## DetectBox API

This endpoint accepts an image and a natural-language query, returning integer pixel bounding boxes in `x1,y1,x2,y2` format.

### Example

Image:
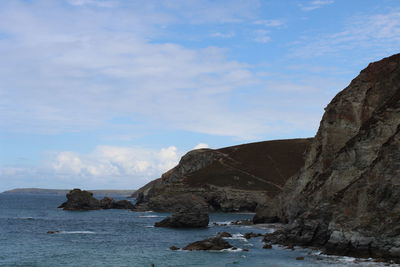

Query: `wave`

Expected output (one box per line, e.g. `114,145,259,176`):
224,233,247,241
59,231,96,234
138,215,165,218
15,217,35,220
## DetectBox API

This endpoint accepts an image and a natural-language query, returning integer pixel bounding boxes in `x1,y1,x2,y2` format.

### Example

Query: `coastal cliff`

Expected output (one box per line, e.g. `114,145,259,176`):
133,139,311,212
259,53,400,260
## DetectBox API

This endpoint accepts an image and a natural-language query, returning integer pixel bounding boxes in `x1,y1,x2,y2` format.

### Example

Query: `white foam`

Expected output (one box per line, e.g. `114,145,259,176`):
221,247,243,252
145,225,155,228
224,233,247,241
138,215,164,218
59,231,96,234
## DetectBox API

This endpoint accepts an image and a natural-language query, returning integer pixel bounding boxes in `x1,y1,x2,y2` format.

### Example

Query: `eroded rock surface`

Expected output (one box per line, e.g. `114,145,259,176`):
133,139,311,212
58,189,134,210
183,237,233,251
154,200,209,228
258,54,400,260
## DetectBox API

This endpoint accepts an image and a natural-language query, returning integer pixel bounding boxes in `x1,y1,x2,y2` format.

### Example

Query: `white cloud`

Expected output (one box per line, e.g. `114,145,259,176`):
193,143,210,149
300,0,334,11
0,1,266,139
253,29,271,43
292,10,400,58
211,32,235,38
51,145,180,178
67,0,117,8
253,19,285,27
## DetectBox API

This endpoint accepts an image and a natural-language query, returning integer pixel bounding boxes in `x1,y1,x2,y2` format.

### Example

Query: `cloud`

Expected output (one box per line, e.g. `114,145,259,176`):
291,10,400,59
211,32,235,38
0,1,265,139
193,143,210,149
67,0,117,8
300,0,334,11
253,19,285,27
253,29,271,43
0,145,182,190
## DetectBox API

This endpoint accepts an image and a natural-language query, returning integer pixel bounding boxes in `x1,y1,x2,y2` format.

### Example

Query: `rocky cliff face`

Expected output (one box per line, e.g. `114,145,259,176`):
133,139,311,212
261,54,400,260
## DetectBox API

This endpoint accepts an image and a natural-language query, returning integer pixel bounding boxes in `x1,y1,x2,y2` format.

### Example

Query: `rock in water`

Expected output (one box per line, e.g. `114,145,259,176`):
260,53,400,260
154,201,209,228
59,189,134,211
183,237,233,251
58,189,101,210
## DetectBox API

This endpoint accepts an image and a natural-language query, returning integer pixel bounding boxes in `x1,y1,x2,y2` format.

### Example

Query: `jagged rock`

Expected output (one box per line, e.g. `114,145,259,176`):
133,139,312,212
260,53,400,261
263,243,272,249
58,189,101,210
58,189,134,211
183,237,233,251
169,246,180,251
216,232,232,238
154,201,209,228
244,232,263,239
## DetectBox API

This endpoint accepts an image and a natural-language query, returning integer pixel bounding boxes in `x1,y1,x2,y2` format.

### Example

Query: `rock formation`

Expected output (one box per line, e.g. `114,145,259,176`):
154,199,209,228
58,189,134,210
258,53,400,260
133,139,311,212
182,237,234,251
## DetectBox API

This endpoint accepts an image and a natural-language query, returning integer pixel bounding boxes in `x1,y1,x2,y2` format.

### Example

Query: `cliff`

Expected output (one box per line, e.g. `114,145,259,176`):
260,53,400,260
133,138,312,212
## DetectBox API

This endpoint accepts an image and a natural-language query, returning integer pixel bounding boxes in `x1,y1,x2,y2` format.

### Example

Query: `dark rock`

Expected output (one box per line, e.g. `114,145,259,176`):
243,248,249,252
183,237,233,251
133,139,312,212
169,246,180,251
231,219,253,225
259,53,400,261
296,257,304,260
59,189,134,211
244,232,263,239
47,231,60,234
154,202,209,228
216,232,232,238
111,200,135,209
58,189,101,210
263,244,272,249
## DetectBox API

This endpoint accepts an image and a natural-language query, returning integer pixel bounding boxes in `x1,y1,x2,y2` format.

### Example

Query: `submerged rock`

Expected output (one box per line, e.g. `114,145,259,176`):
183,237,233,251
58,189,134,211
216,232,232,238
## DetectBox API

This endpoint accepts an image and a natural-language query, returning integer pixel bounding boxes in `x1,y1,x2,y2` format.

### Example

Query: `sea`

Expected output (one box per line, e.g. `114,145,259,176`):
0,193,396,267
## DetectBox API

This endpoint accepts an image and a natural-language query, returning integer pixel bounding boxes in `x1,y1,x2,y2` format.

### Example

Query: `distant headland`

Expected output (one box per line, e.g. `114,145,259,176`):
1,188,135,196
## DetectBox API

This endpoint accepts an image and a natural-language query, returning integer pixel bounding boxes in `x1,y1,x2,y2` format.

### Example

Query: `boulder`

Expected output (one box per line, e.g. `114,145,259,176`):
183,237,233,251
154,205,209,228
216,232,232,238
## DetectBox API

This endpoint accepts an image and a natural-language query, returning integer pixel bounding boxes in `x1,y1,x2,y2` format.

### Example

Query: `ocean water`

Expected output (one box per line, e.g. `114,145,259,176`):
0,193,395,267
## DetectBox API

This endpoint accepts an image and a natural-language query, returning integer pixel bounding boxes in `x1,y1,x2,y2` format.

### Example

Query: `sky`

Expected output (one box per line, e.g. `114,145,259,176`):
1,0,400,192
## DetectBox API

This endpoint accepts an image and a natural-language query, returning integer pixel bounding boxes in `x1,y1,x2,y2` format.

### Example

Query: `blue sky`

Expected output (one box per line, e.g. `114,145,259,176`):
1,0,399,191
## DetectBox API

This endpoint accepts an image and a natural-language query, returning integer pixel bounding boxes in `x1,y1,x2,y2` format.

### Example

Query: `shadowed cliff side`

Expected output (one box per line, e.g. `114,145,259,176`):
133,138,312,212
259,53,400,261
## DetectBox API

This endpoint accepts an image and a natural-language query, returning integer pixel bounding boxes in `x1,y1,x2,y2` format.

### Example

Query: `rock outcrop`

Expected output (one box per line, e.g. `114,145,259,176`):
259,54,400,260
154,199,209,228
182,237,234,251
58,189,134,210
133,139,311,212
